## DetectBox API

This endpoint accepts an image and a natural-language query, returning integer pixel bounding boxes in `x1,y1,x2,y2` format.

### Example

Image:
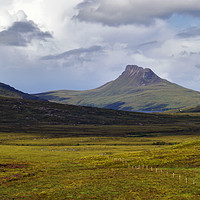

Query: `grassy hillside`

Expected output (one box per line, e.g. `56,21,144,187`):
165,104,200,114
1,95,200,136
36,65,200,111
0,82,41,100
36,82,200,111
178,105,200,113
0,95,175,126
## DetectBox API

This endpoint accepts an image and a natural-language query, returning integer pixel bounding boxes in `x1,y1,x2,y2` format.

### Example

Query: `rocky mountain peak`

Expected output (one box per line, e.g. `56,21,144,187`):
125,65,143,73
124,65,151,76
120,65,162,86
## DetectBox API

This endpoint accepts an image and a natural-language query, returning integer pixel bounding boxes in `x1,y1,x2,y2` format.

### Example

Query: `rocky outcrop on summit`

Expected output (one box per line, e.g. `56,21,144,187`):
119,65,162,86
122,65,152,78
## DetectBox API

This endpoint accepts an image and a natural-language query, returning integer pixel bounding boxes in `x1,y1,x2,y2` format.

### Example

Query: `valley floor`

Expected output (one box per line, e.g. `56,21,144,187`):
0,130,200,199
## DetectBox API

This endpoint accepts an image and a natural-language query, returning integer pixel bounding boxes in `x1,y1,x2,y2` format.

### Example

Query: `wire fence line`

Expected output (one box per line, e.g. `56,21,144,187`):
107,156,197,186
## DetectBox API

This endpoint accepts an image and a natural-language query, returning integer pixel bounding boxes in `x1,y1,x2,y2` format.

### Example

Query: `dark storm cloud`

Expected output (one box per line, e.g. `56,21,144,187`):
74,0,200,26
41,45,103,61
0,21,52,46
176,27,200,38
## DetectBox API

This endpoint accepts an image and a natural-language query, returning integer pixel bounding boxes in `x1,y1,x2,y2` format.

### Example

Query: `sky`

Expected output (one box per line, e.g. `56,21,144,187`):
1,0,200,93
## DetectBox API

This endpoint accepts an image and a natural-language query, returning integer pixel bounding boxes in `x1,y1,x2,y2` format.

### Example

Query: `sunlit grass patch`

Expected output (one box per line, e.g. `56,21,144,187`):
0,133,200,199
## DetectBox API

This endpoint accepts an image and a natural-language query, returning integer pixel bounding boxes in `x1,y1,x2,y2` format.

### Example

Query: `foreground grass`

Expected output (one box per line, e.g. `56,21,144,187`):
0,132,200,199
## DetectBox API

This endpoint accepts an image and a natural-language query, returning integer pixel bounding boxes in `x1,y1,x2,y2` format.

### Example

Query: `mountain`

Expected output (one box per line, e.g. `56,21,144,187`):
35,65,200,111
0,82,41,100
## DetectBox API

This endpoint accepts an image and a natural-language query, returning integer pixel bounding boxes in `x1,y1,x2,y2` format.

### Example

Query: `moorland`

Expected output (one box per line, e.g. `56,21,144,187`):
0,94,200,199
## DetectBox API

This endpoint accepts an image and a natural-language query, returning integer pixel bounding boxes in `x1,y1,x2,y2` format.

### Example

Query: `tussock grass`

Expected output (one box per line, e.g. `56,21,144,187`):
0,132,200,199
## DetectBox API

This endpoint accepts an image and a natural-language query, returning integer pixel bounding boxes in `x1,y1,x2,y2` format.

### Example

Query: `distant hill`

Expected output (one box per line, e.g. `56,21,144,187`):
1,95,200,136
36,65,200,111
0,95,179,129
0,82,41,100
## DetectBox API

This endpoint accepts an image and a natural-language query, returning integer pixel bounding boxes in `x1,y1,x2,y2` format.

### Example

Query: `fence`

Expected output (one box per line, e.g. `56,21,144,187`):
108,156,197,186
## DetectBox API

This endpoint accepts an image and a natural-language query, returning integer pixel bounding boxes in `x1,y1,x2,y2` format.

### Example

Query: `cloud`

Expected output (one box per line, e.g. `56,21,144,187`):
74,0,200,26
176,26,200,38
0,20,52,46
41,45,104,63
136,41,158,49
195,64,200,68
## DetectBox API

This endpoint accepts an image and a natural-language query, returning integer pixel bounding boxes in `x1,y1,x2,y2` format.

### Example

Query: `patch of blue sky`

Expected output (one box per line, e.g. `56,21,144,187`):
167,14,200,31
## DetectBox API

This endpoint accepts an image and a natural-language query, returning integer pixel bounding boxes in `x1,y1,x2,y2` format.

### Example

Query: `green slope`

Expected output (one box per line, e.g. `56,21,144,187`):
0,82,41,100
36,65,200,111
169,105,200,113
182,105,200,113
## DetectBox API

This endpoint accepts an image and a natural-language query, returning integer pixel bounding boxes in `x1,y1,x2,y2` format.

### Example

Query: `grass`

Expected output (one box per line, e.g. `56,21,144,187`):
168,105,200,113
0,132,200,199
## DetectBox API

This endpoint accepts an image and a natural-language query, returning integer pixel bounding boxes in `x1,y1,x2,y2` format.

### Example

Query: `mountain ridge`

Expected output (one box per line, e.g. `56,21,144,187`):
35,65,200,111
0,82,42,100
